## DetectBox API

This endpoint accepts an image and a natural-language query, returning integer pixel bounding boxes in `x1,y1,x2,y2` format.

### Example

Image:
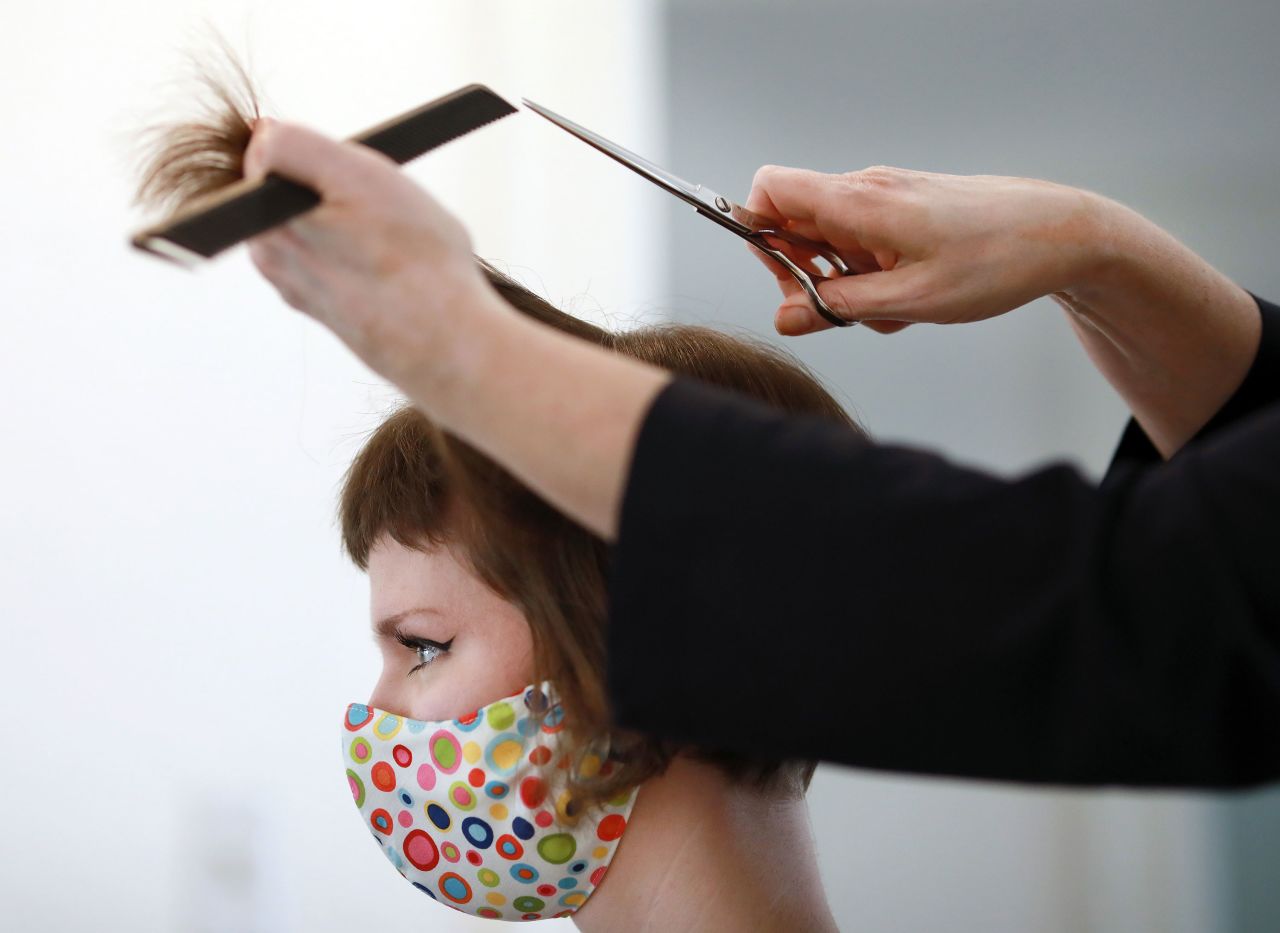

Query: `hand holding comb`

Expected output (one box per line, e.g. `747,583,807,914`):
130,84,516,268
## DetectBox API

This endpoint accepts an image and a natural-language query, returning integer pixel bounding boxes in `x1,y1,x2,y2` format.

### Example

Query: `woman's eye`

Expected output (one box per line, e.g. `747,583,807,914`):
415,644,443,667
396,632,454,675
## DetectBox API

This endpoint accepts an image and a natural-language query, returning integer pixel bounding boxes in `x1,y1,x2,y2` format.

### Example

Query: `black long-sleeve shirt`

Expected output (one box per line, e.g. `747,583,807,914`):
605,296,1280,789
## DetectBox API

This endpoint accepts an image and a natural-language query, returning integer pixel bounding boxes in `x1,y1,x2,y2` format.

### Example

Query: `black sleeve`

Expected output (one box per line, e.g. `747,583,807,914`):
605,296,1280,789
1105,293,1280,475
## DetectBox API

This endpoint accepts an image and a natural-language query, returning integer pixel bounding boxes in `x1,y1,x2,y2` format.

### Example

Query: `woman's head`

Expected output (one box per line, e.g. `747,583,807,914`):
136,47,853,923
340,262,865,811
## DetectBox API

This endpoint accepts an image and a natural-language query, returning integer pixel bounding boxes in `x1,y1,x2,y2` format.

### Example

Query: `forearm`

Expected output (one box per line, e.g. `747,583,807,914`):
608,375,1280,786
1053,196,1261,457
399,286,672,540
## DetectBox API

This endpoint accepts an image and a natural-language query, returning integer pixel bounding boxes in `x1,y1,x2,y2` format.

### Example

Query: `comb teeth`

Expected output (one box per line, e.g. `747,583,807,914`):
352,83,516,163
130,84,517,264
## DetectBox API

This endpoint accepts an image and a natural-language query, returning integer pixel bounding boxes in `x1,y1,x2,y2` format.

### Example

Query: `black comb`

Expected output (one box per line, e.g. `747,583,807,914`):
130,83,516,267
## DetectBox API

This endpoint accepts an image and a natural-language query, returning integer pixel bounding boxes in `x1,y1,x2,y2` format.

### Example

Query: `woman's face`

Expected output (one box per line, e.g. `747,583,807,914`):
365,532,535,722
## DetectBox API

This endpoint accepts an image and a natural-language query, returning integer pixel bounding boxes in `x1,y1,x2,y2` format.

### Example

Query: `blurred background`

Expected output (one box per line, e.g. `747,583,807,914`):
2,0,1277,930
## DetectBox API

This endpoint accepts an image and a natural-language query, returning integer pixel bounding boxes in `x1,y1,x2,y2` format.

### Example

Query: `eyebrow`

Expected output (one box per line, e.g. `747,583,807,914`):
373,607,443,639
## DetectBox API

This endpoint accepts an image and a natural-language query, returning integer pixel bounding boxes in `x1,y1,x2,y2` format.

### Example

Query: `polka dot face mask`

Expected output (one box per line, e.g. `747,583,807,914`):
342,683,637,921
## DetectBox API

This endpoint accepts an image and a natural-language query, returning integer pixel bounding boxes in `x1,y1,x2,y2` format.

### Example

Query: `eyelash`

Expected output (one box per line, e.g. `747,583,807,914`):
395,631,455,676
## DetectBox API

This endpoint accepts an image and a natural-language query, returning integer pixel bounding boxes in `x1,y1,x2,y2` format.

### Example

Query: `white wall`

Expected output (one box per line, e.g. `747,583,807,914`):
0,2,662,930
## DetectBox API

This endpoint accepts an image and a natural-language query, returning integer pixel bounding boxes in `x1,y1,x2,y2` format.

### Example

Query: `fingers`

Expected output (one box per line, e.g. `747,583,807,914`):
776,299,836,336
745,164,852,244
243,117,389,199
746,167,885,275
772,262,937,335
862,320,914,335
775,296,914,337
742,169,787,223
817,265,930,323
746,241,830,336
750,235,924,335
248,226,325,313
747,242,790,280
748,237,825,281
746,164,829,224
748,242,820,335
249,239,307,311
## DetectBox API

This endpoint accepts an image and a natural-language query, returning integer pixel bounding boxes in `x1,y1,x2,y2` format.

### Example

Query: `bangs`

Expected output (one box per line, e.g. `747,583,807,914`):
339,403,454,571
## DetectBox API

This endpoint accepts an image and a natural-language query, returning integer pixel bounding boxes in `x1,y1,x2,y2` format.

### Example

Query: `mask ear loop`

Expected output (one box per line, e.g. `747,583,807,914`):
567,741,612,824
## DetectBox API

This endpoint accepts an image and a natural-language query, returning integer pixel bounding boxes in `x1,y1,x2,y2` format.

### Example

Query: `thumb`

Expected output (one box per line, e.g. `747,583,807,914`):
813,264,935,325
243,117,385,197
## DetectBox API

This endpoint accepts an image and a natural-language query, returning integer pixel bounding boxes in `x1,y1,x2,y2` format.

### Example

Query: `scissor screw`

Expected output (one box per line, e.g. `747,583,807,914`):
714,196,730,212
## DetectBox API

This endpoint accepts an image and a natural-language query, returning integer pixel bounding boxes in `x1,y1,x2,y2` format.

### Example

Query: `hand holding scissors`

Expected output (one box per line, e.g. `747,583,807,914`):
525,100,1110,338
522,100,858,329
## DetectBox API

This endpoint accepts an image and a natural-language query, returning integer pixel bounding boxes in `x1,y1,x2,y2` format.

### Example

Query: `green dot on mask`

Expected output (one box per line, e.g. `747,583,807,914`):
489,702,516,731
433,737,457,770
537,832,576,864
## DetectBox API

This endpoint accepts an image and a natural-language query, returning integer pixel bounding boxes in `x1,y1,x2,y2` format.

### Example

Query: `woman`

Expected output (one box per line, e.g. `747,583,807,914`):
335,267,851,928
133,73,850,927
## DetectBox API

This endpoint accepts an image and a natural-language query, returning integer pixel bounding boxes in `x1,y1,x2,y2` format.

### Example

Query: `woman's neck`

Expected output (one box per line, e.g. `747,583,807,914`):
574,757,837,933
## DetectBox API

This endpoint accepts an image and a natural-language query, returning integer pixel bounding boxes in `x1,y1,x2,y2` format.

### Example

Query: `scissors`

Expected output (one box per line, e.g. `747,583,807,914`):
522,99,856,328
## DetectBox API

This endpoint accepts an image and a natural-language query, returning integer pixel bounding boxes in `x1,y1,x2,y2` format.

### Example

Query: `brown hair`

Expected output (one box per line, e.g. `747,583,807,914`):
338,270,864,810
133,45,867,812
132,35,264,218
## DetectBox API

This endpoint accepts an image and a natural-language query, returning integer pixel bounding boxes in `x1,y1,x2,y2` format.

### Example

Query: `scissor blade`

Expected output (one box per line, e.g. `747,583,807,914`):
522,98,706,205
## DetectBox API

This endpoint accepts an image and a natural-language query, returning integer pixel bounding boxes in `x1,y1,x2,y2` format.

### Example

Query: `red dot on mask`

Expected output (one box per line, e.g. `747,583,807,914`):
469,768,486,788
520,776,547,809
597,814,626,841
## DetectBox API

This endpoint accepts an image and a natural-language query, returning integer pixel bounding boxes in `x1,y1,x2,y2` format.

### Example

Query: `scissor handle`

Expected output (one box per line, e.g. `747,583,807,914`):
749,229,855,328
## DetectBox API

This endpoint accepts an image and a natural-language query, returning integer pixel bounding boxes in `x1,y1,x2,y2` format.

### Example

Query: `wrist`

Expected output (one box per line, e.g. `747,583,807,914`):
1046,187,1261,456
1054,189,1140,301
389,269,519,420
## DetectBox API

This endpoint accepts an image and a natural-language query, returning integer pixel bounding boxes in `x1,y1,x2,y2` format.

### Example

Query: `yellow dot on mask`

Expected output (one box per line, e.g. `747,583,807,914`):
562,892,587,908
486,893,506,906
578,754,602,778
492,739,522,771
490,803,509,820
463,742,482,764
593,846,608,860
555,790,580,825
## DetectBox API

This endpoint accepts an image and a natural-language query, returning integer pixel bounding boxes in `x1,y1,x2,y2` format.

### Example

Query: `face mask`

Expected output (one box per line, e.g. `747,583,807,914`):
342,682,638,921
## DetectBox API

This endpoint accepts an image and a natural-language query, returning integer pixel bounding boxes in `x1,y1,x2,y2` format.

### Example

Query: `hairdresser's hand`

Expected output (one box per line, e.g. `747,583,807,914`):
240,117,673,541
241,117,495,386
744,165,1108,336
747,163,1261,460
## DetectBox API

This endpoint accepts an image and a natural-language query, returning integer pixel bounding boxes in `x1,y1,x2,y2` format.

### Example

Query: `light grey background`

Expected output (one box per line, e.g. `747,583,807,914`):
661,1,1280,931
